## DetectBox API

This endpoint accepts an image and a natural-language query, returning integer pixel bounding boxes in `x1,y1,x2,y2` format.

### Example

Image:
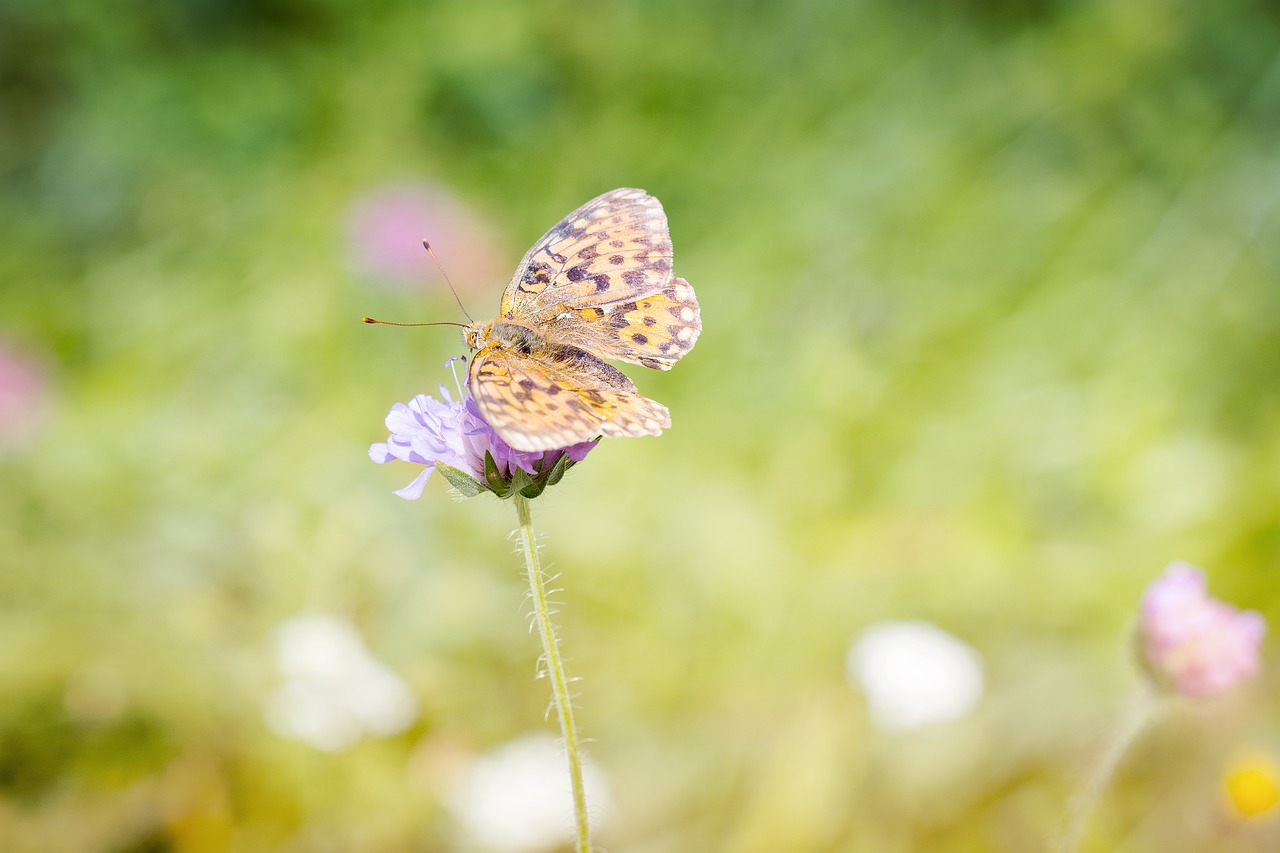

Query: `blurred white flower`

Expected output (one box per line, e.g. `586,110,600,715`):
264,613,417,751
846,620,985,731
445,734,611,853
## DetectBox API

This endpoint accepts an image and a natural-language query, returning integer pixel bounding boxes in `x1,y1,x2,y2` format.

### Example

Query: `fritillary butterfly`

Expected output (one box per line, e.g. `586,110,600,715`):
463,188,701,452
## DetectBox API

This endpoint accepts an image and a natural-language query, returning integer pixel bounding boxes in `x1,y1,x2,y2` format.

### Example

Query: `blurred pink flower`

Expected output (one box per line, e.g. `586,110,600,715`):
0,341,50,453
345,183,504,292
1140,561,1266,698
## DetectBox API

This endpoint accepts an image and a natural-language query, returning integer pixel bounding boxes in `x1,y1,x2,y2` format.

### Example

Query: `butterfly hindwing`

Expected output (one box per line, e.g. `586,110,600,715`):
551,277,701,370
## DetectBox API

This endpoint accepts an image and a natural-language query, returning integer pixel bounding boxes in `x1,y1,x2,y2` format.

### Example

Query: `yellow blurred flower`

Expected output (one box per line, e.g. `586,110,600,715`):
1224,754,1280,821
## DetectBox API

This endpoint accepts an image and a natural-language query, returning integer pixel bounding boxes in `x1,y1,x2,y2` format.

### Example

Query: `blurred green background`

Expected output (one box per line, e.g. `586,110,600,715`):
3,0,1280,850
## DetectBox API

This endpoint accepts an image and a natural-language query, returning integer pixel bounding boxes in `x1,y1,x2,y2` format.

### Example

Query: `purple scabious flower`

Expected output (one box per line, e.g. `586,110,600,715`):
369,388,595,500
1139,561,1266,698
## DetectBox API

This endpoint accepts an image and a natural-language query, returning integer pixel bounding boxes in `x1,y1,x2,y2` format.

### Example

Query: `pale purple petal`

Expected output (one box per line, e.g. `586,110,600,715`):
383,401,421,435
369,383,596,499
561,441,596,463
392,468,434,500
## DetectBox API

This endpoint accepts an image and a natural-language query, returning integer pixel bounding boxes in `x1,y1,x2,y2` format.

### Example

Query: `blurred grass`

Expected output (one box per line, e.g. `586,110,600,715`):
3,0,1280,850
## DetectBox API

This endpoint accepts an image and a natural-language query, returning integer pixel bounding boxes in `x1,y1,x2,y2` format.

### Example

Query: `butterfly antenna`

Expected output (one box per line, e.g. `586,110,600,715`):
423,239,474,323
361,318,467,328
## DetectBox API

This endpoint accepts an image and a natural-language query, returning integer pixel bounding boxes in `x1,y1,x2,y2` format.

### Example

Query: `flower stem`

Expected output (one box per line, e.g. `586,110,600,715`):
513,494,590,853
1057,683,1161,853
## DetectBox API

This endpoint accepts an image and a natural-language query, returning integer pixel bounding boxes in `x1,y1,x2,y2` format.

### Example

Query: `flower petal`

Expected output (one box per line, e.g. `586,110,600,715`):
393,468,433,500
371,387,596,500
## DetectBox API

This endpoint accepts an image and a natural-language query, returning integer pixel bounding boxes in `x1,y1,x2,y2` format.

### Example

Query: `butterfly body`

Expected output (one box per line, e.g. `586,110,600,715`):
464,188,700,453
464,319,544,357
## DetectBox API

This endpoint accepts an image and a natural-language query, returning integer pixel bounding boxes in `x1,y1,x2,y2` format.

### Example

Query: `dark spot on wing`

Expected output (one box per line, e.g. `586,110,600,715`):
642,315,656,327
622,270,647,287
594,275,611,293
610,255,624,265
631,333,649,345
566,265,588,282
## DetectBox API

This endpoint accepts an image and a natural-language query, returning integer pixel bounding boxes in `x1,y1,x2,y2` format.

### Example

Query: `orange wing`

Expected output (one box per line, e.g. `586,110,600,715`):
468,341,671,452
500,188,700,370
501,188,675,318
547,276,701,370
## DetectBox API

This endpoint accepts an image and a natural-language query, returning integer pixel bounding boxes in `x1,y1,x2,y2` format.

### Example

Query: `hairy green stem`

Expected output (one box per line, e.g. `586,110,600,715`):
1057,684,1160,853
513,494,590,853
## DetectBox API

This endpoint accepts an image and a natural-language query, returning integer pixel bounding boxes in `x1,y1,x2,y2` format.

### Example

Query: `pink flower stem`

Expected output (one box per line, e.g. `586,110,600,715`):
1058,683,1161,853
513,494,590,853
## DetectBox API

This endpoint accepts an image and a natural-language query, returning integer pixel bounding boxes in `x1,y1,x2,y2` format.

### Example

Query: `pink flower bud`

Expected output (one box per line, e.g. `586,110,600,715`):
1139,561,1266,698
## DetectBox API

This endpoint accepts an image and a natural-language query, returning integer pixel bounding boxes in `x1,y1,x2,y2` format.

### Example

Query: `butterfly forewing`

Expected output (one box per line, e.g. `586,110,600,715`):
500,188,674,319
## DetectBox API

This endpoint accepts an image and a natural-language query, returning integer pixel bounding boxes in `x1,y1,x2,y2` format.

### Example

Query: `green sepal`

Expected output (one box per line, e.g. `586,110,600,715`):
469,443,596,501
434,462,488,498
543,452,573,488
509,465,537,499
517,457,553,498
483,451,507,495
